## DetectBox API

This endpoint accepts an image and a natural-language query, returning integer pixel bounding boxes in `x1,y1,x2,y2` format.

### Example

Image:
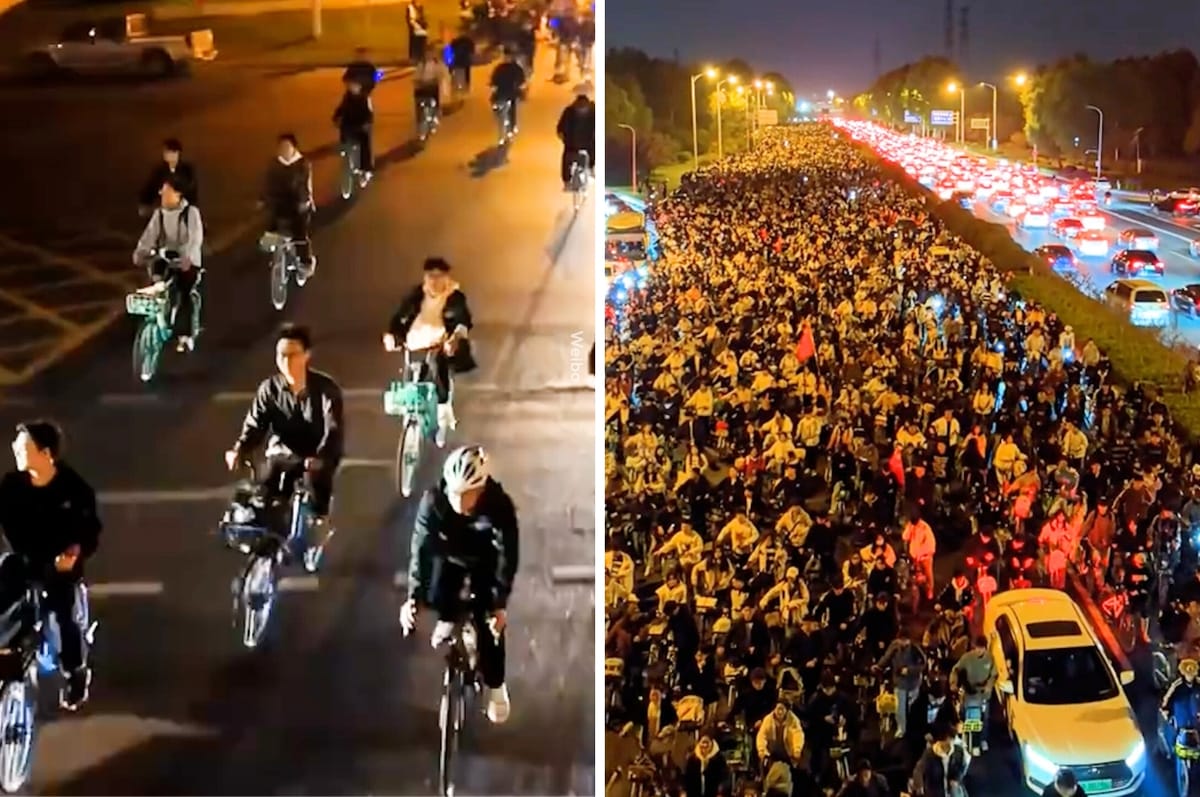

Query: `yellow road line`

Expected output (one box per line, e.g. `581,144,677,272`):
0,234,135,290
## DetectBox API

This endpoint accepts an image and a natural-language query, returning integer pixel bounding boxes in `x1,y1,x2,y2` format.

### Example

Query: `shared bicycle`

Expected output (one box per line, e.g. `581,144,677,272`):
383,346,441,497
125,254,203,383
568,150,590,213
260,231,315,312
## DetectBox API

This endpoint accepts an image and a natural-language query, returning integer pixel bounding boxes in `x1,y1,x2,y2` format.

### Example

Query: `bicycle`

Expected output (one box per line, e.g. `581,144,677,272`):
382,346,441,497
568,150,590,212
219,458,317,649
960,687,987,753
339,137,368,200
492,98,515,146
0,569,96,794
417,96,439,143
125,255,203,383
259,231,314,312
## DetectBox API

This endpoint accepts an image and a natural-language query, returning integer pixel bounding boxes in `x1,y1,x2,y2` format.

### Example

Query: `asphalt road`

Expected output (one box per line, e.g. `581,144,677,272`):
0,52,597,795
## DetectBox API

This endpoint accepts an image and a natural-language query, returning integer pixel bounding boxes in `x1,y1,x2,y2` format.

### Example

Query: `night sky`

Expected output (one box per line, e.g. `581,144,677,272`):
607,0,1200,100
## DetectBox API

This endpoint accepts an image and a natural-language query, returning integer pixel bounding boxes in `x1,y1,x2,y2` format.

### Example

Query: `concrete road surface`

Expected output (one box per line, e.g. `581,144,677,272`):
0,54,597,795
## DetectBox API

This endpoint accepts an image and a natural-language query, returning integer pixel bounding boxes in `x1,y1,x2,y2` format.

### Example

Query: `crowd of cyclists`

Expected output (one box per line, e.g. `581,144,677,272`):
603,123,1200,797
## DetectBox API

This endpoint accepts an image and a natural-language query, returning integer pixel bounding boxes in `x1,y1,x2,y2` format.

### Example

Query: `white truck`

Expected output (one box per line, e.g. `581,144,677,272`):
24,14,216,79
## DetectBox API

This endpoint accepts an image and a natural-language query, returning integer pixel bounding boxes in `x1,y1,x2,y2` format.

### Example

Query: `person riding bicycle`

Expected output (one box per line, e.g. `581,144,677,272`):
223,324,343,574
412,46,449,131
261,133,316,272
0,421,101,711
448,28,475,92
342,46,379,95
556,93,595,190
383,257,475,448
332,76,374,182
131,174,204,354
489,47,527,135
399,446,519,724
1162,658,1200,756
950,636,996,754
137,138,197,215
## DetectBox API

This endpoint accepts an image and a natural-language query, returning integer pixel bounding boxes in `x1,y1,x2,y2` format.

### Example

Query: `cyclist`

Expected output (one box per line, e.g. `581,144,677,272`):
223,324,343,573
556,92,595,190
448,27,475,94
333,76,374,183
131,174,204,354
0,421,101,710
261,133,316,272
342,46,379,95
137,137,197,215
412,45,449,133
383,257,475,449
950,636,996,755
489,47,527,136
399,446,519,724
1161,657,1200,756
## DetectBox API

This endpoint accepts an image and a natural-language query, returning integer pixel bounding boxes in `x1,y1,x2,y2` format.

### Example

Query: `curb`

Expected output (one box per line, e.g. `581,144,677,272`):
1066,569,1134,673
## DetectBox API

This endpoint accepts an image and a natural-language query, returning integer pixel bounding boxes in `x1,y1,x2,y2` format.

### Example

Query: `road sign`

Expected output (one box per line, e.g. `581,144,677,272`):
903,111,921,124
970,117,990,130
756,109,779,127
930,109,956,127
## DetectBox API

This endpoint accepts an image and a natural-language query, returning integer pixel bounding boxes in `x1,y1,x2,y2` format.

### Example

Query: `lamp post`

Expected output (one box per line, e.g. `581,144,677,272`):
1013,72,1035,165
618,123,636,191
715,76,738,159
1086,104,1104,179
690,67,716,171
1133,126,1144,175
978,81,997,150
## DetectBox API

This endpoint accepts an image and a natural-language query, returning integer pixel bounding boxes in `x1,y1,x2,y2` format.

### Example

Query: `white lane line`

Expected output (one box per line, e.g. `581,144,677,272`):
278,575,320,592
98,486,230,505
98,393,162,406
550,565,595,584
89,581,165,597
341,458,391,469
1103,206,1195,244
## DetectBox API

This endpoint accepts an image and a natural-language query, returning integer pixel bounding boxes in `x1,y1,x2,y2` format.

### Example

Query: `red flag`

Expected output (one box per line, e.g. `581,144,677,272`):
794,322,816,362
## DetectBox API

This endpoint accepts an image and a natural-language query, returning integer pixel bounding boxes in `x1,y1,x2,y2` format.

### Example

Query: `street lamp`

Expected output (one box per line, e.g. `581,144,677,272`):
690,67,717,171
1013,72,1028,87
738,86,752,148
1086,104,1104,179
978,82,997,150
827,89,835,100
1133,126,1145,174
715,75,738,159
618,123,637,192
946,81,965,144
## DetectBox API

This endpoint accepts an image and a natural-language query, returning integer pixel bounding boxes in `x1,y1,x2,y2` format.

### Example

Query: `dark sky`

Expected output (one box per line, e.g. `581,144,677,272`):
607,0,1200,100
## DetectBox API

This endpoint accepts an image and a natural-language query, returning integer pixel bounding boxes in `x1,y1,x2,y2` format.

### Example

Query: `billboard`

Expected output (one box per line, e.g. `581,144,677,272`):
903,111,922,124
930,109,956,126
756,109,779,127
969,117,990,130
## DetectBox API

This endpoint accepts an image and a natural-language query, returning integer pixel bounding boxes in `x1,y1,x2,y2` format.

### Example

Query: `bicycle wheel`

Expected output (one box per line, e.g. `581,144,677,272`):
0,681,34,794
438,667,464,796
239,554,278,649
396,418,422,497
573,176,585,212
340,152,355,200
132,319,163,383
270,253,288,311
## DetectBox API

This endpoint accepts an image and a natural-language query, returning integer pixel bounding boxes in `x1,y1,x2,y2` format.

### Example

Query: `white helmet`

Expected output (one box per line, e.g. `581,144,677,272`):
443,445,490,513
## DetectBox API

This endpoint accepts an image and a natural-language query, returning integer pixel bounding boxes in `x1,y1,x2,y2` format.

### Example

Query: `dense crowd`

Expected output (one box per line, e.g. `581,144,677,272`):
602,124,1200,797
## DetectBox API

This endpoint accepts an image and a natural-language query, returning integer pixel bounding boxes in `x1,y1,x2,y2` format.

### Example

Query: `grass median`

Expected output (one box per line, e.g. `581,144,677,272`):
857,140,1200,434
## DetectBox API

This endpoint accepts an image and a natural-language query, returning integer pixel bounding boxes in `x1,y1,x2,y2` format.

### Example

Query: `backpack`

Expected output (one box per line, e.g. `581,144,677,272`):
154,204,196,250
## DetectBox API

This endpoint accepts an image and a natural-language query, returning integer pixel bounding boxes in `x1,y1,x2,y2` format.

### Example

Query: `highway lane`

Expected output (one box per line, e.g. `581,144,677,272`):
0,51,597,795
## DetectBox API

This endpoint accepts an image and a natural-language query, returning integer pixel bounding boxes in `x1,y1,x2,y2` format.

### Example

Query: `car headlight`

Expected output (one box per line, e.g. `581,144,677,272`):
1125,739,1146,770
1023,744,1058,779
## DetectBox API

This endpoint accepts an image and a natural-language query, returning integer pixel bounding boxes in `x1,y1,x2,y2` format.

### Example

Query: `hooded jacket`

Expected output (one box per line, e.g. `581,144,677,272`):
683,742,728,797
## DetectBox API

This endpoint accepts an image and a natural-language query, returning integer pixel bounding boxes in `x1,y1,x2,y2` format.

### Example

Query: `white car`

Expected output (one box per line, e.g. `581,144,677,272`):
1007,200,1028,219
984,589,1145,796
1020,209,1050,229
1080,212,1106,231
1077,232,1110,257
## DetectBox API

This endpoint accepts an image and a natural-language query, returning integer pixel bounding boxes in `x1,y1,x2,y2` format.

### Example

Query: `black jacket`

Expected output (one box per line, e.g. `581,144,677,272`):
139,161,198,207
333,91,374,131
342,59,378,93
683,748,729,797
490,61,526,97
388,285,477,373
262,155,314,215
449,35,474,69
234,369,345,464
408,478,519,612
556,101,595,152
0,465,101,578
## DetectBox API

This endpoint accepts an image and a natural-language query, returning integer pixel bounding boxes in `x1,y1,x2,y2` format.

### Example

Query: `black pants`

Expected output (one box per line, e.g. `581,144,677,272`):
43,578,85,673
340,127,373,171
493,93,518,128
560,146,593,184
267,210,312,262
451,65,470,90
426,559,506,688
261,453,336,517
150,260,201,337
409,32,427,61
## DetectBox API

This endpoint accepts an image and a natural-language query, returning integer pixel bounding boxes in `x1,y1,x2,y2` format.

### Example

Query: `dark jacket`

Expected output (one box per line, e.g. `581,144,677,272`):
0,464,101,578
556,101,595,152
234,369,345,464
262,155,314,215
333,91,374,131
342,59,378,93
139,161,198,207
683,744,729,797
407,478,519,613
449,35,474,69
838,774,892,797
490,60,526,97
388,286,477,373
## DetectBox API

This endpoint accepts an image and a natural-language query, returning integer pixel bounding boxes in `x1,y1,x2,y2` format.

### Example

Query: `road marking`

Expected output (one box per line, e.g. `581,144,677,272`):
1103,206,1195,244
89,581,165,597
341,458,391,469
278,575,320,592
550,565,595,584
98,486,230,505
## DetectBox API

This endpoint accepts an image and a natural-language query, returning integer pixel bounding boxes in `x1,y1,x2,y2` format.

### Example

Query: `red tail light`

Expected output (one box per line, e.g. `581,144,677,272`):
965,556,976,567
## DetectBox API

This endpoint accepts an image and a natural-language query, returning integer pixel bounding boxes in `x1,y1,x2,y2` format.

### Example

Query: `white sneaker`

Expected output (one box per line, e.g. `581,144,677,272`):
430,620,456,649
981,740,989,752
176,336,194,353
435,403,457,449
485,684,510,724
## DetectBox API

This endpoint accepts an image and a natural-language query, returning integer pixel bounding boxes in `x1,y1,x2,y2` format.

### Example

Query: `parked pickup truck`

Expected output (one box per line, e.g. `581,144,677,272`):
23,14,216,78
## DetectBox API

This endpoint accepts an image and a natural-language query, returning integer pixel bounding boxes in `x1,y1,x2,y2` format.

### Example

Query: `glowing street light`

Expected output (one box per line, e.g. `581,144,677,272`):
715,74,738,159
945,81,965,143
690,67,717,169
1013,72,1028,86
827,89,835,100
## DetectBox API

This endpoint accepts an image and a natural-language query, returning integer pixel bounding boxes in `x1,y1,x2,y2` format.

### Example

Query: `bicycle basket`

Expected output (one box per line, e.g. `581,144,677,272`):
604,657,624,678
221,522,270,554
1178,729,1200,760
383,380,438,431
125,291,167,317
876,690,898,715
963,704,984,732
258,231,290,253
